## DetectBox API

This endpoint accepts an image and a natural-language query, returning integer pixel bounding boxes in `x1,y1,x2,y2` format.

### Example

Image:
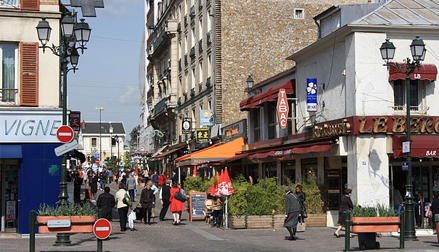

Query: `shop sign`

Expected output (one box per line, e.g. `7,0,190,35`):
223,119,246,142
277,89,289,129
196,128,209,142
313,119,351,138
6,201,15,220
0,111,63,143
200,110,213,126
182,118,192,134
306,78,317,112
358,116,439,134
69,111,81,131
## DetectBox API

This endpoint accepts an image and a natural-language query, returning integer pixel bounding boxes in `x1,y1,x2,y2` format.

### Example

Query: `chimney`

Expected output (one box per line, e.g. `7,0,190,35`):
82,120,86,129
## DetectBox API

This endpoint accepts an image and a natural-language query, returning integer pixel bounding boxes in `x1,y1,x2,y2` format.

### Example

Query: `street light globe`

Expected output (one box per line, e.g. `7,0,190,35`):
379,38,396,63
74,19,92,48
61,14,75,37
410,35,426,62
36,18,52,46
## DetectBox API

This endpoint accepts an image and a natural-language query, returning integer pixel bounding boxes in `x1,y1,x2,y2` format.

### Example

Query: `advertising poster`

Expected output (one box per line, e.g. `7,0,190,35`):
6,201,16,220
306,78,317,112
200,110,213,126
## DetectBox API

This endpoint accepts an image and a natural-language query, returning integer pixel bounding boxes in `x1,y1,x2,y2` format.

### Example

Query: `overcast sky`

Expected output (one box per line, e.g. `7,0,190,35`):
68,0,144,139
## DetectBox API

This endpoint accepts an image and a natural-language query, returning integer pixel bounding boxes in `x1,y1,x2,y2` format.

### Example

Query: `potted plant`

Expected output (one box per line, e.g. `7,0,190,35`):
350,205,400,233
37,203,97,233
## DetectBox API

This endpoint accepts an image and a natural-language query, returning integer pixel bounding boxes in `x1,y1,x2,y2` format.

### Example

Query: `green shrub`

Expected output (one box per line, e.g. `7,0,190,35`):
37,203,96,216
183,176,216,193
350,204,396,217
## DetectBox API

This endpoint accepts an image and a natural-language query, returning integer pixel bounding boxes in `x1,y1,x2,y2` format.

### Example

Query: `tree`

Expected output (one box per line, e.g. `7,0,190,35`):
129,125,140,148
123,151,131,168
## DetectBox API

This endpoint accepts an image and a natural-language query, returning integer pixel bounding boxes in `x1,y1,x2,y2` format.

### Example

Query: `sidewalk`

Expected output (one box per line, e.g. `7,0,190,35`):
1,181,438,252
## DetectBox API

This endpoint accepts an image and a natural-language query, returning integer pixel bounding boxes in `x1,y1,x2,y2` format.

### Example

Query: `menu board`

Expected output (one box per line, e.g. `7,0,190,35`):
189,191,206,221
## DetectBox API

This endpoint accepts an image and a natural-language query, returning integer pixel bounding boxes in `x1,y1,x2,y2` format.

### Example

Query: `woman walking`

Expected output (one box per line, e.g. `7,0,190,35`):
334,188,353,238
284,186,301,240
169,182,185,225
140,181,156,225
115,182,129,231
431,193,439,234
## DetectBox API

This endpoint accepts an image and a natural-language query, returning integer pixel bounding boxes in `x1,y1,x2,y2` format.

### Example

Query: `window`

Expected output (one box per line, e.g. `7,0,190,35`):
393,79,421,111
253,109,260,142
267,103,277,139
91,138,97,147
294,8,304,19
1,44,17,104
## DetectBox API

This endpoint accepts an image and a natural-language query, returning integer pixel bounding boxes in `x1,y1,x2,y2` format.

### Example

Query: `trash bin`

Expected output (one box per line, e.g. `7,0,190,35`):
358,233,380,250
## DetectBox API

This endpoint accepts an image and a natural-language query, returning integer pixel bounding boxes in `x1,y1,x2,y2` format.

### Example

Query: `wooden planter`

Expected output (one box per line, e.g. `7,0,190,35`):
273,215,285,229
228,215,247,229
246,215,273,229
37,216,96,234
306,213,327,227
351,217,400,233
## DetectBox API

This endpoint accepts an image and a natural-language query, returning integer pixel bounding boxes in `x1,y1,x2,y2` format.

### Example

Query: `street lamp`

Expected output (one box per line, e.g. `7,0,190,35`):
36,10,92,247
245,75,261,95
95,107,104,165
109,124,113,163
380,35,427,241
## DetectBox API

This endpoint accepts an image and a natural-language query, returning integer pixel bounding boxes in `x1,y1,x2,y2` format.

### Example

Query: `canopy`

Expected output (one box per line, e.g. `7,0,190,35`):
389,63,437,81
393,135,439,158
176,137,244,166
239,79,294,111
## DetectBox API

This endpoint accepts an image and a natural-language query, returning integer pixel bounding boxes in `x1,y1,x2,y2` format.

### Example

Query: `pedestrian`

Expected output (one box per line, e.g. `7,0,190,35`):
284,186,301,240
150,181,159,218
392,186,404,216
334,188,353,238
89,172,98,201
115,182,129,231
151,170,159,185
171,171,177,183
99,170,107,191
97,186,115,221
140,181,156,225
295,184,306,221
126,173,137,202
143,169,150,183
431,193,439,234
169,182,185,225
159,172,167,187
73,171,83,203
159,179,172,221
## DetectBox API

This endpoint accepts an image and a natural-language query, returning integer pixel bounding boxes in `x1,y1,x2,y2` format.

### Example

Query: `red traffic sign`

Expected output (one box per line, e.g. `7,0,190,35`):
93,218,111,240
56,126,74,143
95,159,100,164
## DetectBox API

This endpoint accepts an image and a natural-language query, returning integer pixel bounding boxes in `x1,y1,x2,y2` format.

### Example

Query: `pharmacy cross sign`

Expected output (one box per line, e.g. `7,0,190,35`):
70,0,104,17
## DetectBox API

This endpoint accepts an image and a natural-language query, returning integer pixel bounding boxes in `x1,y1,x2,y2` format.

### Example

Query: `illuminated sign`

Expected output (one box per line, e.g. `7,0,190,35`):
277,89,289,129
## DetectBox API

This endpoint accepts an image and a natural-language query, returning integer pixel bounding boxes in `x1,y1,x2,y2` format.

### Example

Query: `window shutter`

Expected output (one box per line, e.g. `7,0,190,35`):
20,0,40,11
20,43,39,106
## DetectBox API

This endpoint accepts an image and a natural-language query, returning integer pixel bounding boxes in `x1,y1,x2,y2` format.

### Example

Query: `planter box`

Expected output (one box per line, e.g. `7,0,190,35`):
273,215,285,229
37,216,96,234
228,215,247,229
351,217,400,233
306,213,327,227
246,215,273,229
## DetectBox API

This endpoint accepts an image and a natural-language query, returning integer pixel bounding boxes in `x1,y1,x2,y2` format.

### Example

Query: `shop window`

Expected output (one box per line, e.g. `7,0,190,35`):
1,44,18,105
253,109,260,142
91,138,97,147
393,79,423,112
267,102,276,139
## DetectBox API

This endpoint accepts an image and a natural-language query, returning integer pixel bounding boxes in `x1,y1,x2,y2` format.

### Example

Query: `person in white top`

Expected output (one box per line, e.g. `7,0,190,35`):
150,181,159,217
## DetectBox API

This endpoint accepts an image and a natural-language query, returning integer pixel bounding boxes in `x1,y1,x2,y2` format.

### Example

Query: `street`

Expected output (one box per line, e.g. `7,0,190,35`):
1,181,438,252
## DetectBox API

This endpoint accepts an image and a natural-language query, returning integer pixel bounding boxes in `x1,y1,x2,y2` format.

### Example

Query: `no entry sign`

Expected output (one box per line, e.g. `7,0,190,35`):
56,126,74,143
93,218,111,240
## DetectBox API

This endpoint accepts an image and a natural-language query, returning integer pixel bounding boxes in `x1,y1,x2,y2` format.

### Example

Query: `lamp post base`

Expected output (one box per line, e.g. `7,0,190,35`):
54,233,72,246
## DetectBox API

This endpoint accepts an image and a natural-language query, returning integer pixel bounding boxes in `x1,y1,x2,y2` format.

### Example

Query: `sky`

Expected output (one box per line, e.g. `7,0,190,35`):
67,0,144,139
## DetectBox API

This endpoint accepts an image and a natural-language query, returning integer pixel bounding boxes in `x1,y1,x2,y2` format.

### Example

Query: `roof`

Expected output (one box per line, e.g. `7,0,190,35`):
352,0,439,26
81,122,126,134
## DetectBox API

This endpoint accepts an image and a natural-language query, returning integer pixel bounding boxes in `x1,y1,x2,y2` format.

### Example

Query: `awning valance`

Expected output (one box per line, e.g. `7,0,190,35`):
249,141,333,160
239,79,295,111
389,63,437,81
176,137,244,166
393,135,439,158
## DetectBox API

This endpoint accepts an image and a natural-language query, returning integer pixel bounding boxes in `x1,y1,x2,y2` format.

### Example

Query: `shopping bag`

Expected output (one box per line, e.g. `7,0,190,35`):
296,222,306,232
85,189,92,199
128,210,136,229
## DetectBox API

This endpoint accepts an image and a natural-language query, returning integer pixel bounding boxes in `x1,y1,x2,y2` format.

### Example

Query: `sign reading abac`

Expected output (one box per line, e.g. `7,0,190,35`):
196,128,209,143
277,88,289,129
69,111,81,131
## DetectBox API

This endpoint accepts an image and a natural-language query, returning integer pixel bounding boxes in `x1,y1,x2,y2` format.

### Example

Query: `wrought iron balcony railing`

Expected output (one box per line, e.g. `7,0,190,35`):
391,105,430,115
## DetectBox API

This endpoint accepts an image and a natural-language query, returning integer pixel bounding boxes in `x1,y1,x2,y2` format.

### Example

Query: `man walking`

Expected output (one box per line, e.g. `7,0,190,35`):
97,186,116,221
126,173,137,202
284,186,301,240
159,179,172,221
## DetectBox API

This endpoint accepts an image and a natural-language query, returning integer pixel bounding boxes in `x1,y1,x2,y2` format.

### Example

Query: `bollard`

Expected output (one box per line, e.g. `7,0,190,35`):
400,210,405,249
30,210,36,252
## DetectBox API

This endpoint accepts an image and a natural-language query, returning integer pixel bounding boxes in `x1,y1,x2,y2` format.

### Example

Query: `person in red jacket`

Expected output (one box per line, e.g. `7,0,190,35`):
169,183,185,225
159,173,167,187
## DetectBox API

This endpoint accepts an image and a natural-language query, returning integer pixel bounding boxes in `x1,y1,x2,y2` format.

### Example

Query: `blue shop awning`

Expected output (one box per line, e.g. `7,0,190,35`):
0,144,22,158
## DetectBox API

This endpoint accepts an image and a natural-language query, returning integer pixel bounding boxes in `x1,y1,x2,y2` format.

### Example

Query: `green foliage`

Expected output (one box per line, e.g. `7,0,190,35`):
37,203,97,216
183,176,215,193
123,151,131,168
351,204,397,217
301,172,325,214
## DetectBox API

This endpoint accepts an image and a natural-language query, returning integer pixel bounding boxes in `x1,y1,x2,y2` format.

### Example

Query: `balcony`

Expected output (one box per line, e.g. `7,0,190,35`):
179,59,182,70
198,39,203,52
146,6,154,27
184,54,188,65
184,92,188,101
190,5,195,18
190,46,196,58
206,77,211,87
198,83,203,92
177,97,182,105
154,97,168,116
177,23,181,32
0,89,18,105
190,88,195,97
184,15,188,26
391,106,430,115
153,29,166,51
198,0,203,9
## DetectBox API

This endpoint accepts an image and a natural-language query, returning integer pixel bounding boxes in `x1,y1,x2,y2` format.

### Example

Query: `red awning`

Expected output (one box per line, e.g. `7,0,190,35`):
240,79,295,111
249,141,332,159
389,64,437,81
393,135,439,158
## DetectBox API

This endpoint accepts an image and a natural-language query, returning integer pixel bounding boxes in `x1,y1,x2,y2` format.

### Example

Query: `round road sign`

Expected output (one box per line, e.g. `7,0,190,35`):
93,218,111,240
56,126,74,143
95,159,100,165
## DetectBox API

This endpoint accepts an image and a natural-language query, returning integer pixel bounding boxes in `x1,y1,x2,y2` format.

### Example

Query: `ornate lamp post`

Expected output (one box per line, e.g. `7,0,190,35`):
36,11,92,246
380,36,426,241
95,107,104,165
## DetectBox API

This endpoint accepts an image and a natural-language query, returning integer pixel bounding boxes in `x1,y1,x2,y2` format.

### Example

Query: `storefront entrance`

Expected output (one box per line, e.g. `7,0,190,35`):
0,159,19,233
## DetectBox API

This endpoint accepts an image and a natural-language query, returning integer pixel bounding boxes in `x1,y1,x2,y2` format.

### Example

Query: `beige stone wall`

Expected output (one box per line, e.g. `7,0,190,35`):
219,0,370,125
